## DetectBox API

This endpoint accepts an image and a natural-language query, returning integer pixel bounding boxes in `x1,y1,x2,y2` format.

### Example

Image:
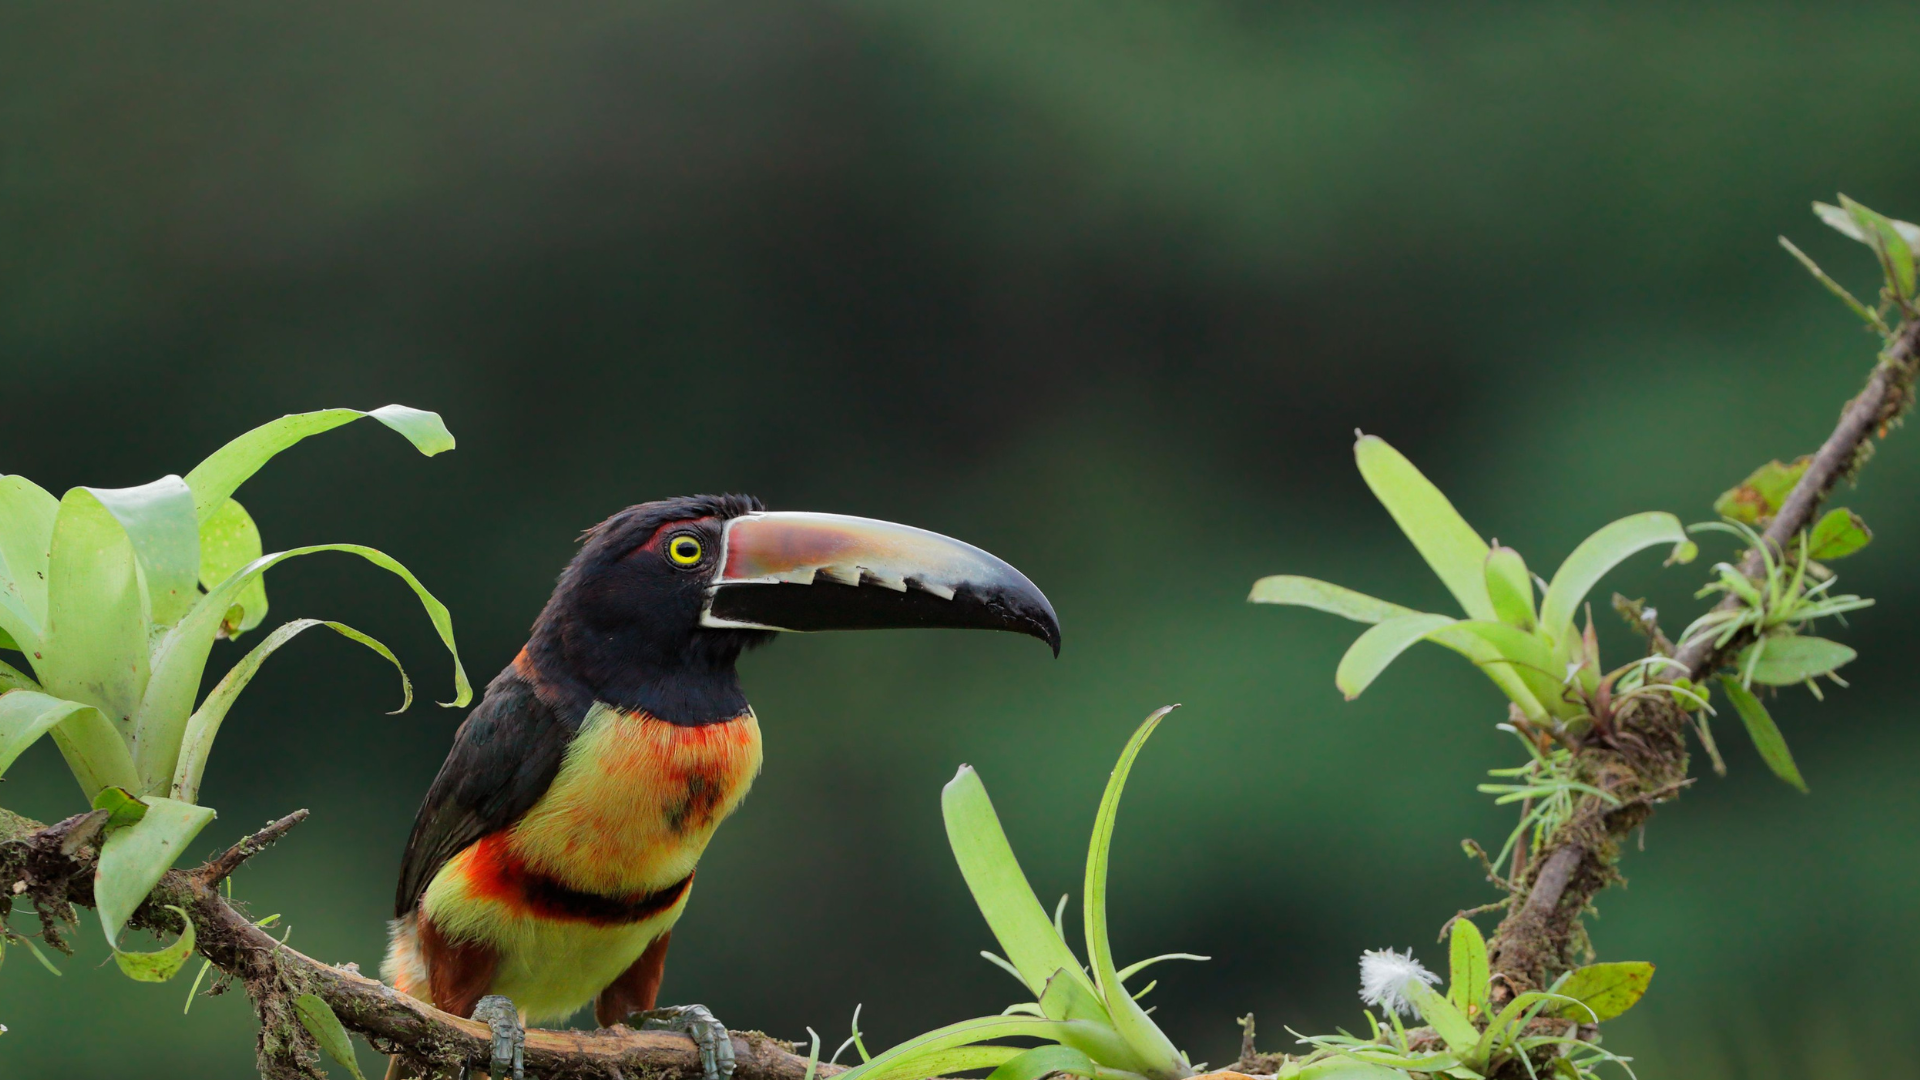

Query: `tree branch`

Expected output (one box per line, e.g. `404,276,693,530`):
1,811,837,1080
1485,315,1920,995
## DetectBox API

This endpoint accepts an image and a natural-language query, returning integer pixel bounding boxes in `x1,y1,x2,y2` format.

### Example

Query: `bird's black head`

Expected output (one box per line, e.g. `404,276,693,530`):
525,493,1061,726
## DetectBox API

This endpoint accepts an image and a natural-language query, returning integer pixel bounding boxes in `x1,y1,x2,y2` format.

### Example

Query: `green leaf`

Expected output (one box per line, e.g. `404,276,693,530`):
1112,952,1209,984
1779,237,1888,332
1400,978,1481,1061
1447,918,1489,1020
1431,620,1566,719
91,785,149,832
183,405,454,523
1718,676,1807,792
137,543,469,793
1083,707,1188,1080
1713,459,1808,526
171,618,409,802
1038,967,1112,1024
82,478,201,628
0,691,122,783
1739,635,1856,686
197,498,268,636
1548,961,1655,1022
1484,546,1534,630
1815,200,1920,250
42,486,152,731
1335,613,1457,700
985,1045,1098,1080
0,689,138,800
0,474,59,661
295,993,368,1080
114,905,196,982
839,1016,1099,1080
1840,194,1917,301
0,657,39,692
1807,508,1871,561
1246,576,1414,624
870,1047,1022,1080
1354,435,1496,621
942,767,1101,1005
1290,1062,1411,1080
1538,512,1690,648
95,796,216,947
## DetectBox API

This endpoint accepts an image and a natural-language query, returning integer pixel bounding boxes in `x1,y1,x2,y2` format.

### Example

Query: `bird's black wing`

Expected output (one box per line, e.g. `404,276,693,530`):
394,668,579,917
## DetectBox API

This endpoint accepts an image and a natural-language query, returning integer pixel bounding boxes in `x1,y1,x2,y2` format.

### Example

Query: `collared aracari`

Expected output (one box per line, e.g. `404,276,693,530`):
383,495,1059,1078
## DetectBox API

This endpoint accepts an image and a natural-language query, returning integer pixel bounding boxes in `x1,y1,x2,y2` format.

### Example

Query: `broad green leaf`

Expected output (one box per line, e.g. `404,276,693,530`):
1354,435,1495,621
42,487,151,730
1475,990,1588,1062
1718,677,1807,792
1538,512,1690,648
0,658,36,692
295,993,369,1080
1434,620,1567,719
1815,201,1920,250
1740,635,1856,686
1548,961,1655,1022
1713,459,1808,526
1400,979,1481,1061
1840,194,1917,300
943,767,1100,1004
1484,546,1534,630
1038,967,1112,1024
1335,613,1457,700
114,905,196,982
172,618,409,802
95,796,216,947
44,699,142,798
869,1047,1021,1080
0,475,58,659
986,1045,1098,1080
1083,707,1188,1080
0,690,114,780
1246,576,1414,624
197,498,268,636
92,785,150,832
1807,508,1871,561
1447,919,1489,1020
82,477,200,627
183,405,454,523
839,1016,1102,1080
137,543,469,793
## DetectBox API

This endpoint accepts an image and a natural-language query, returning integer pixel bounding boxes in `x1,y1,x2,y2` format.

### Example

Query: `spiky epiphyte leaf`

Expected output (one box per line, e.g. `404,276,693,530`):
1083,707,1190,1080
1353,435,1495,621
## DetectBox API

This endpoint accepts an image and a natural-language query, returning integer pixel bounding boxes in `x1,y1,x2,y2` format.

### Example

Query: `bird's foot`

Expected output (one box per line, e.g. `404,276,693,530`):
641,1004,736,1080
471,995,525,1080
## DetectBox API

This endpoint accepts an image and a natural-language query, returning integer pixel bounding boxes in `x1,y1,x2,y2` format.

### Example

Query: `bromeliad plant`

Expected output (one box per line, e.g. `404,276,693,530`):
835,708,1205,1080
0,406,470,976
1248,435,1701,737
1293,920,1650,1079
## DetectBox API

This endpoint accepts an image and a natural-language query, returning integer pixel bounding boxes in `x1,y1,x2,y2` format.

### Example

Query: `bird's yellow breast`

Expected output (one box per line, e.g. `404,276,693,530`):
506,702,763,896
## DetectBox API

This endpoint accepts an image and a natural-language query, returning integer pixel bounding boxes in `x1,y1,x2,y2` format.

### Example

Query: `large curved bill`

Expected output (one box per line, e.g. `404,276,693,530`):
701,511,1061,654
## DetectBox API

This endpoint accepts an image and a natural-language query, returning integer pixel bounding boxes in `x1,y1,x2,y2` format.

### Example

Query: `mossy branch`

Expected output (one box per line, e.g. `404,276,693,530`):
1484,315,1920,997
1,810,836,1080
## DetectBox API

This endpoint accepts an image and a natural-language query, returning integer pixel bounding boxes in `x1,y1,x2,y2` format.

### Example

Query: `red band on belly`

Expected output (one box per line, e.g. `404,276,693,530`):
460,833,694,926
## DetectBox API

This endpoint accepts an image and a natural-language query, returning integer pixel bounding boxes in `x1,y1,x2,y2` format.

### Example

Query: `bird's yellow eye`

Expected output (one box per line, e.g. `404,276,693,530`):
668,535,704,566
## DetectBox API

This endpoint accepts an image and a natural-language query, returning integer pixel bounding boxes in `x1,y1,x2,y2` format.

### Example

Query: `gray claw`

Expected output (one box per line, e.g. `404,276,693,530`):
471,994,525,1080
641,1004,736,1080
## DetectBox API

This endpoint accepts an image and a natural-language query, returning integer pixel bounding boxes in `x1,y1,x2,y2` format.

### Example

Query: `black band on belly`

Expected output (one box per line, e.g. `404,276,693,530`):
522,870,694,926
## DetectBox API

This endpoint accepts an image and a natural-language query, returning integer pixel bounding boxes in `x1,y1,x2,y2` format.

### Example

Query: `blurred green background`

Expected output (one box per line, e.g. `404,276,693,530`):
3,3,1917,1076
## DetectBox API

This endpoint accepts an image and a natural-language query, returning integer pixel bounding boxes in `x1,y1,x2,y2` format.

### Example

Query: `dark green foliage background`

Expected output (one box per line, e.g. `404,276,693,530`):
2,4,1916,1076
